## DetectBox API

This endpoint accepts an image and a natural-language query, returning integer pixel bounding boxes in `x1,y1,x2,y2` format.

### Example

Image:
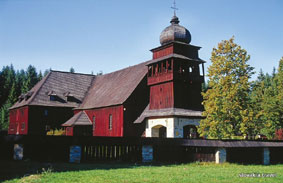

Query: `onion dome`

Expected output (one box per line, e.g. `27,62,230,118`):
160,16,191,45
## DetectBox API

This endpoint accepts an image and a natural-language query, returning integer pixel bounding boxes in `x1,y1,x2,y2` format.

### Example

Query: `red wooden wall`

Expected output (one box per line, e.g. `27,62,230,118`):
84,105,124,137
65,127,73,136
8,106,29,135
149,82,174,110
153,45,173,59
152,42,200,60
65,110,79,136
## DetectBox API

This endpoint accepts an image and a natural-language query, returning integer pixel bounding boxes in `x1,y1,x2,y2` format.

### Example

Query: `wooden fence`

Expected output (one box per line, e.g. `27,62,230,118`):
82,144,142,162
1,135,283,164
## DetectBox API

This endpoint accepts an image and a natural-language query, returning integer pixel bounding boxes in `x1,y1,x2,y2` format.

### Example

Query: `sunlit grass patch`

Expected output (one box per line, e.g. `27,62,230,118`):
3,162,283,183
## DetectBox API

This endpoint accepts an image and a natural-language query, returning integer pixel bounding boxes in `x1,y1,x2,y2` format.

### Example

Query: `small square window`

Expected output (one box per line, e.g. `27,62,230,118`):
44,109,48,116
50,96,56,101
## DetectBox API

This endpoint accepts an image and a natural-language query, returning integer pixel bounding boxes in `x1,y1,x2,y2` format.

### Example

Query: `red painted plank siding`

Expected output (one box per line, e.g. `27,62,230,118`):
153,45,173,59
149,82,174,110
65,127,73,136
8,106,29,135
84,105,123,137
148,72,173,86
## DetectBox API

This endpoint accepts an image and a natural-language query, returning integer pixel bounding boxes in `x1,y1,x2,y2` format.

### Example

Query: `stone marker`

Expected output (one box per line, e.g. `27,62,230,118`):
215,148,226,164
263,147,270,165
142,145,153,163
70,146,81,163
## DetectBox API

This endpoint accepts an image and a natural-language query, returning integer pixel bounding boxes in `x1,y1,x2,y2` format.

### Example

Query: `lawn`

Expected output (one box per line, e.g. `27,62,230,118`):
1,160,283,183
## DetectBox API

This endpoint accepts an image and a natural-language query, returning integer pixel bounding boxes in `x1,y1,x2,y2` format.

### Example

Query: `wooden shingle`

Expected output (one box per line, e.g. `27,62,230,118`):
10,71,95,109
77,60,150,109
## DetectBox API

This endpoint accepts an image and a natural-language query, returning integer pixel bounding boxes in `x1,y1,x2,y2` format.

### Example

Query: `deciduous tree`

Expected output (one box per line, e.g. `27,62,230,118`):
198,37,255,139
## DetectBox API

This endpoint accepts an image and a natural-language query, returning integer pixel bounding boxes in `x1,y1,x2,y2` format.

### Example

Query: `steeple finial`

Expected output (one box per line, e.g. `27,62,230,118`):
170,0,179,25
171,0,178,16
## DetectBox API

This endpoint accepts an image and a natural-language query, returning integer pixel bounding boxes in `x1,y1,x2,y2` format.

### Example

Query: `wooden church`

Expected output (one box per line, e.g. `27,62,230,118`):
8,15,205,138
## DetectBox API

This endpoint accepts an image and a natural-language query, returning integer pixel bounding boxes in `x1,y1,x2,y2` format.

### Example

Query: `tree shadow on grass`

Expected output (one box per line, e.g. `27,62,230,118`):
0,159,180,182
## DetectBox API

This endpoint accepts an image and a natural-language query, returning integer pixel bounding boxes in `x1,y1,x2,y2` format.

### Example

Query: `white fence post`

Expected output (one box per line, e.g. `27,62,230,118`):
215,148,226,164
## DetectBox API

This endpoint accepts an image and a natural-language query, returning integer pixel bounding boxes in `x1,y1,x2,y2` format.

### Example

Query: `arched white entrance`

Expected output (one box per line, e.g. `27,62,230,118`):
151,125,167,138
145,117,200,138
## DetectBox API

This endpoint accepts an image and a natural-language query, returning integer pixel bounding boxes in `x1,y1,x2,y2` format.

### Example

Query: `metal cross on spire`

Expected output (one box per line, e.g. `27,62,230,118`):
171,0,178,16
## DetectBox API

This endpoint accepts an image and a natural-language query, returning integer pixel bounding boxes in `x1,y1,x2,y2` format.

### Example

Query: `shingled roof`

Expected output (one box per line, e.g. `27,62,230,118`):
134,104,203,124
146,53,205,66
10,71,95,110
62,111,92,127
77,60,150,109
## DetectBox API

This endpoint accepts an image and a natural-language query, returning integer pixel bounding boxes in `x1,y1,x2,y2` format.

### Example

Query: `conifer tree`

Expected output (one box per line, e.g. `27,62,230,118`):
277,58,283,120
44,69,50,77
70,67,75,73
22,65,38,93
38,71,43,81
249,73,266,135
0,66,16,130
0,65,16,106
0,64,43,130
198,37,255,139
261,82,279,138
8,83,17,104
256,57,283,139
15,69,26,97
0,70,3,105
0,104,9,130
272,57,283,138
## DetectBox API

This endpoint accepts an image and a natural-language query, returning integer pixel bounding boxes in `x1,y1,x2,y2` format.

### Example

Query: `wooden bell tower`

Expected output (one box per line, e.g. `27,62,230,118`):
142,14,206,138
147,41,205,111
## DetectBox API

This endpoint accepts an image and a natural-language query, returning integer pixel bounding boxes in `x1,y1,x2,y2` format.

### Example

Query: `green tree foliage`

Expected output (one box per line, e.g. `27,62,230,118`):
249,57,283,139
22,65,39,93
198,37,255,139
249,70,275,138
0,65,16,107
201,80,209,93
16,69,26,97
69,67,75,73
263,57,283,138
38,71,43,81
0,65,14,130
261,81,280,138
277,58,283,123
44,69,50,77
0,65,44,130
97,70,103,75
0,103,10,130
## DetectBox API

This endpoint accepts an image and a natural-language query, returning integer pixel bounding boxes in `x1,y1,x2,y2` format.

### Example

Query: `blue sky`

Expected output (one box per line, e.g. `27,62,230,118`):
0,0,282,79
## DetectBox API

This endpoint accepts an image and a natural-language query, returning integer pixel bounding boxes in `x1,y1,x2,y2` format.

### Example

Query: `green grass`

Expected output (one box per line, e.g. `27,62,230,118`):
1,161,283,183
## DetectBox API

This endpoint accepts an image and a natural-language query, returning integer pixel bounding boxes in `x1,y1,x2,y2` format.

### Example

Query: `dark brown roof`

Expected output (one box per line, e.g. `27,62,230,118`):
146,53,205,66
160,16,192,45
150,41,201,52
10,71,95,109
134,105,203,123
77,61,150,109
62,111,92,127
177,139,283,148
